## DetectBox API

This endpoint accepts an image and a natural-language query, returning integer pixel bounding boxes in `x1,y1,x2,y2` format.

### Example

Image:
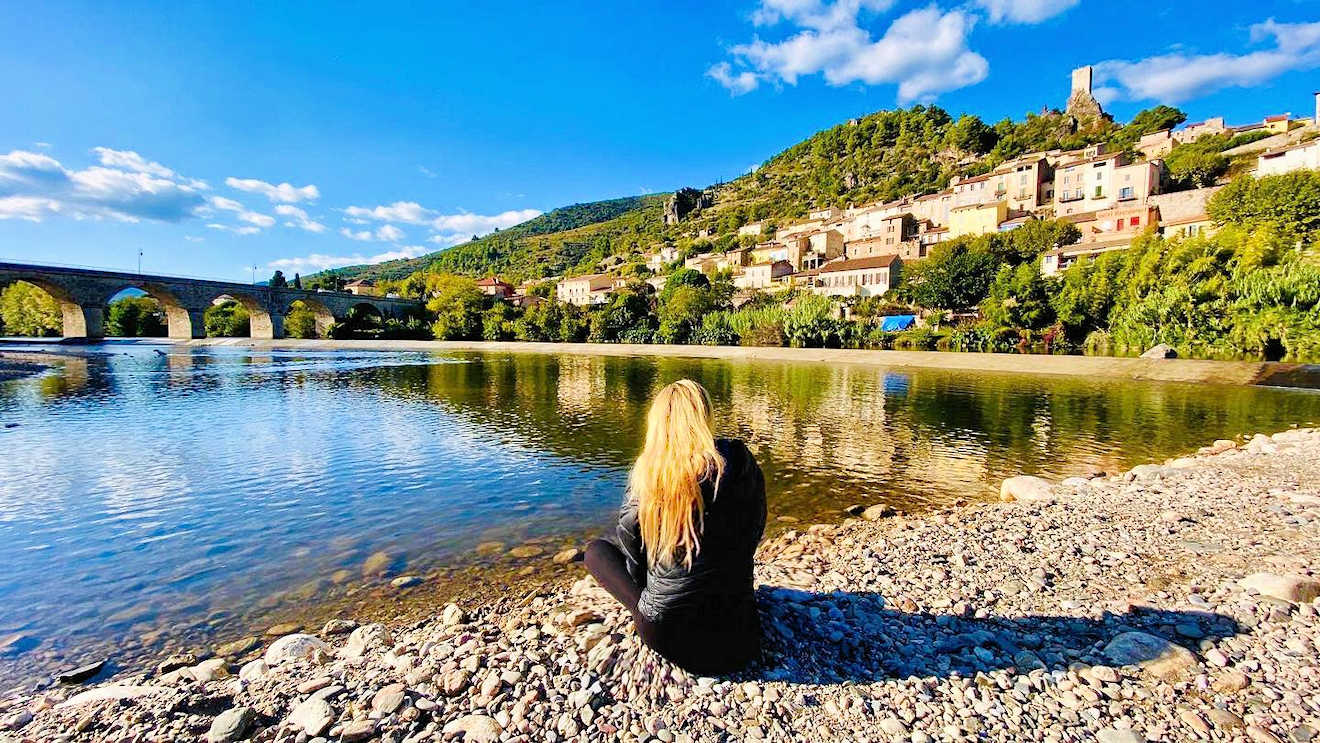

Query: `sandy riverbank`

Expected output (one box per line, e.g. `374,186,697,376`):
4,428,1319,742
167,337,1320,388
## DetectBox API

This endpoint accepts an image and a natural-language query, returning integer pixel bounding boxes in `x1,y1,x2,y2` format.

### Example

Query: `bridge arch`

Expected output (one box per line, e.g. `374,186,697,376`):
209,292,278,339
98,283,196,339
283,297,335,339
0,276,92,338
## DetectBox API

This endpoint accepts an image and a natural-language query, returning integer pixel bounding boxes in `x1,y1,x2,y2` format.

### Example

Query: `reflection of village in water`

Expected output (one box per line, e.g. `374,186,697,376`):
5,345,1320,688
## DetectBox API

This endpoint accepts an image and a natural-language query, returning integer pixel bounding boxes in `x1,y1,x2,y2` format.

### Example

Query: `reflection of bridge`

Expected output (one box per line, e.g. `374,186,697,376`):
0,262,422,340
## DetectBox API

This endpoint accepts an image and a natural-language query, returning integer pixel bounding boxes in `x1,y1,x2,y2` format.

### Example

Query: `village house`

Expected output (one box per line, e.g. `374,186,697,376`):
714,246,753,272
475,277,514,299
813,255,901,297
1053,145,1163,216
344,279,375,296
1136,129,1174,159
809,206,842,221
948,201,1008,238
1173,117,1228,144
750,241,789,264
555,274,623,306
735,260,794,290
737,222,765,238
1150,186,1223,240
1257,138,1320,177
646,245,679,272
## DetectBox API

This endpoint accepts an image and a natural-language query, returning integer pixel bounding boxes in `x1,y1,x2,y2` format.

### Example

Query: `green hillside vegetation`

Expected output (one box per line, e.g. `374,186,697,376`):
307,195,658,286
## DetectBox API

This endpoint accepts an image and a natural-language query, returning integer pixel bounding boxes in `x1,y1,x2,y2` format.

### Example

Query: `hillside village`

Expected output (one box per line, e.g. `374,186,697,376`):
517,67,1319,309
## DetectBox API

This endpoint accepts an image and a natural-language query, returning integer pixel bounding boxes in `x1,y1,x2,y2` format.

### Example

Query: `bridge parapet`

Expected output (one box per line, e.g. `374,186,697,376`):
0,262,423,340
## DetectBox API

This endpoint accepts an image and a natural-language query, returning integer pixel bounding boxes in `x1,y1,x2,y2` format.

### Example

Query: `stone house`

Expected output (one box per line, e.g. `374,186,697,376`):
1257,139,1320,177
475,277,514,299
813,255,901,297
948,202,1008,238
345,279,375,296
1151,186,1224,240
556,274,623,306
735,260,795,290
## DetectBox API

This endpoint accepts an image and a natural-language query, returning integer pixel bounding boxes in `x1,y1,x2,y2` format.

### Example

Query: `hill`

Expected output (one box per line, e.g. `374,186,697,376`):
312,195,657,283
318,99,1206,286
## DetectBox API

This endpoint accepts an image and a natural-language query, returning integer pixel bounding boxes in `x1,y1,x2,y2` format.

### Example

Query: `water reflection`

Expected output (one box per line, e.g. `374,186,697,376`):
0,344,1317,689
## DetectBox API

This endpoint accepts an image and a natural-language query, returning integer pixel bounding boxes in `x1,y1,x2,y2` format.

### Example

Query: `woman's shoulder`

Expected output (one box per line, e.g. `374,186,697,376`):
715,438,755,468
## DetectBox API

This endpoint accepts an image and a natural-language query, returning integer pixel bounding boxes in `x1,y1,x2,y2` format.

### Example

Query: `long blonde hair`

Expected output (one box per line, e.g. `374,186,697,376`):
629,379,725,570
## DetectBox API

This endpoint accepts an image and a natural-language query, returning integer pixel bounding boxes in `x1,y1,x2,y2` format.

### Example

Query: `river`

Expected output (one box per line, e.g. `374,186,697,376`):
1,343,1318,690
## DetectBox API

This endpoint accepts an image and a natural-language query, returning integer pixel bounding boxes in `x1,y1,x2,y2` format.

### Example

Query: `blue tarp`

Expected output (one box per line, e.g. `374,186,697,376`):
879,314,917,332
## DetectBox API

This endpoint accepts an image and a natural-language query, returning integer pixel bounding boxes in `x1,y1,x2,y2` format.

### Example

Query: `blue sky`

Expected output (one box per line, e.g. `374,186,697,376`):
2,0,1318,280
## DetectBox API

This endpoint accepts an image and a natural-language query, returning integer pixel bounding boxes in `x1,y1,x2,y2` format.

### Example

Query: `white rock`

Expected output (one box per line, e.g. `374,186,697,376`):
999,476,1055,503
343,623,392,659
264,633,329,666
288,697,334,737
1239,573,1320,603
238,659,268,681
207,706,254,743
56,685,168,709
1102,632,1198,681
442,714,503,742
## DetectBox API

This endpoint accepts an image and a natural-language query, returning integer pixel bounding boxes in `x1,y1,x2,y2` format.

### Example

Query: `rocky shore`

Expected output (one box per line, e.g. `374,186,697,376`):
4,428,1320,742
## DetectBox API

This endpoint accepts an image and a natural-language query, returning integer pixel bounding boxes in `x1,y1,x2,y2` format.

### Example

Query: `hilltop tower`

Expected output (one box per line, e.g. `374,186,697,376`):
1066,65,1106,126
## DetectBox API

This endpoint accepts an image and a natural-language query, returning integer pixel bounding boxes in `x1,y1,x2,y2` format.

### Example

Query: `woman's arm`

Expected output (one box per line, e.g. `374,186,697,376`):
615,499,647,586
744,446,767,544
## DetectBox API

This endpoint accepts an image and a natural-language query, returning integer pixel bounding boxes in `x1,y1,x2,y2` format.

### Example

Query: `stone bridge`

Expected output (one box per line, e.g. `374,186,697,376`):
0,262,423,340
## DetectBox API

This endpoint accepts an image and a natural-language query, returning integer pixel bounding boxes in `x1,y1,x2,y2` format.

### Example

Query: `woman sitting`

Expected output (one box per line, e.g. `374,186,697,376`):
585,379,766,675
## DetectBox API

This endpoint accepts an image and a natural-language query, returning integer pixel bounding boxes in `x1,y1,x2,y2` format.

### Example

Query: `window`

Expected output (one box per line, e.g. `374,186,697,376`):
1094,186,1103,198
1119,186,1134,199
1129,216,1140,227
1095,171,1103,181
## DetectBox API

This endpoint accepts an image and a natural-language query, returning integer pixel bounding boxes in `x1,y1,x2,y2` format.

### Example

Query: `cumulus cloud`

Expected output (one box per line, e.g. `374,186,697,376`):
208,195,275,231
342,201,540,246
206,223,261,236
225,177,320,203
0,148,209,223
274,204,327,233
1093,18,1320,103
267,245,430,273
339,224,406,242
972,0,1077,24
708,3,988,101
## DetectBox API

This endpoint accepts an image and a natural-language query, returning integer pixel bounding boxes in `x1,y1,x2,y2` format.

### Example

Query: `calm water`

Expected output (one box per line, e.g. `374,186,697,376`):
2,344,1319,689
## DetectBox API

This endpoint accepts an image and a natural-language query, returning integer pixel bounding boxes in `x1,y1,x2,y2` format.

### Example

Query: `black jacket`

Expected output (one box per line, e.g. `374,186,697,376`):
614,438,766,624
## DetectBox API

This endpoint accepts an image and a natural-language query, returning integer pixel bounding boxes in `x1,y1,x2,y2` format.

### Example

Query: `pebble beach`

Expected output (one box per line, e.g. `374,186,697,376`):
3,427,1319,742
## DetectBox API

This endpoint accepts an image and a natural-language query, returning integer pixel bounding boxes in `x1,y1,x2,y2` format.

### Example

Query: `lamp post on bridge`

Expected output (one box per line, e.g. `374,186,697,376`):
137,249,142,275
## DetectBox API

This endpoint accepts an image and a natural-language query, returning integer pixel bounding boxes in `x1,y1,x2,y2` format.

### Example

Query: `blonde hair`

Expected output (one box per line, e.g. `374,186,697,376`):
629,379,725,570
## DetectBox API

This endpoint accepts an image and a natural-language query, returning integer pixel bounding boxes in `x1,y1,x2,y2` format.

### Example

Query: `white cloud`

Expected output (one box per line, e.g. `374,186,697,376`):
343,200,433,224
418,165,438,179
225,177,319,203
343,201,540,245
709,3,988,102
208,195,275,231
1093,19,1320,103
274,204,327,233
185,235,204,242
267,245,430,273
972,0,1077,24
206,222,261,236
707,63,761,95
339,224,406,242
0,148,208,223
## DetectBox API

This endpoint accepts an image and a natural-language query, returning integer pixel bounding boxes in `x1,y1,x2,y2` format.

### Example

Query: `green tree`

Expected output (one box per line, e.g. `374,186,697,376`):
204,301,250,337
292,273,303,290
425,274,484,340
105,296,167,337
285,301,320,338
269,270,288,288
899,241,1001,309
0,282,61,336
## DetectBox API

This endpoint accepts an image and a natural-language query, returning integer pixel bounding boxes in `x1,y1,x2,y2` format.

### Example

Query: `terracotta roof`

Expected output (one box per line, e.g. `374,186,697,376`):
1265,114,1290,122
345,279,373,286
818,255,901,273
475,277,510,287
